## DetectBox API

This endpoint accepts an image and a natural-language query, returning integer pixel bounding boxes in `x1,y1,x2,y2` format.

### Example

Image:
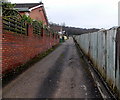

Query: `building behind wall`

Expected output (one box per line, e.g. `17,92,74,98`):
14,3,48,25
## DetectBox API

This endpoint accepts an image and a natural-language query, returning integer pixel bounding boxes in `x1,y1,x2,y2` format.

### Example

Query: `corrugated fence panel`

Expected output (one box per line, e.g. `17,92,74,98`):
106,29,116,88
92,32,98,67
97,31,106,79
74,27,120,98
116,27,120,94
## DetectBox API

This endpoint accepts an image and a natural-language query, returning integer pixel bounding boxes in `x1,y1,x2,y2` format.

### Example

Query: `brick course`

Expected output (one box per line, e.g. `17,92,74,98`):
2,25,59,74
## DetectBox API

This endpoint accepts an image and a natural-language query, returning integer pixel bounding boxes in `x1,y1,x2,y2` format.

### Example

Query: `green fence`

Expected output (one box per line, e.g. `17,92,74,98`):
33,25,41,35
3,16,26,34
33,21,42,35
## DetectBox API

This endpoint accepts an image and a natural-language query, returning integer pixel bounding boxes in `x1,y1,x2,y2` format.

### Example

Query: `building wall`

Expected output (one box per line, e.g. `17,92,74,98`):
2,26,59,74
19,7,48,25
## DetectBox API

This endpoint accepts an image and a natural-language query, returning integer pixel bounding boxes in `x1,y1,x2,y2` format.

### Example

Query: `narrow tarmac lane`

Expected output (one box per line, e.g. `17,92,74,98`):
3,37,102,98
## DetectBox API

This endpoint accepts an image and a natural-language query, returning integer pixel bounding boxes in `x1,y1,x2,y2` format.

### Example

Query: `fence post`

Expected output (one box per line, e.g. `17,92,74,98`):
28,24,33,36
41,28,44,37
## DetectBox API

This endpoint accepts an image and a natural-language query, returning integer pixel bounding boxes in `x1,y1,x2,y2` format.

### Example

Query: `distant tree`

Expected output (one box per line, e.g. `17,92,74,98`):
49,22,100,36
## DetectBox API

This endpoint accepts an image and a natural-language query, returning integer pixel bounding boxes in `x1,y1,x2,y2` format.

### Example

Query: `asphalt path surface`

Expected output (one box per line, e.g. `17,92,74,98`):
3,37,102,99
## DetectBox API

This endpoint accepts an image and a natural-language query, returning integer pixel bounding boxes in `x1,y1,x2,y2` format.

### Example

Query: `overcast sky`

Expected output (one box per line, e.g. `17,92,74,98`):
10,0,119,29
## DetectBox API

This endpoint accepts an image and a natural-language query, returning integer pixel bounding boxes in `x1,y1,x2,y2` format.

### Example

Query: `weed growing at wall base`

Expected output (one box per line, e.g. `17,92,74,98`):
2,44,60,87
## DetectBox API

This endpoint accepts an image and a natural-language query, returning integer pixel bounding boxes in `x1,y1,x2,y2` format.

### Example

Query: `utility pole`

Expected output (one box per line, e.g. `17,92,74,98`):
0,0,2,16
118,1,120,26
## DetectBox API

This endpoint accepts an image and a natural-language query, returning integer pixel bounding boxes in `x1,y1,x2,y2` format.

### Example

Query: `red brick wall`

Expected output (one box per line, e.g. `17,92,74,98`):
2,25,59,74
0,17,2,73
